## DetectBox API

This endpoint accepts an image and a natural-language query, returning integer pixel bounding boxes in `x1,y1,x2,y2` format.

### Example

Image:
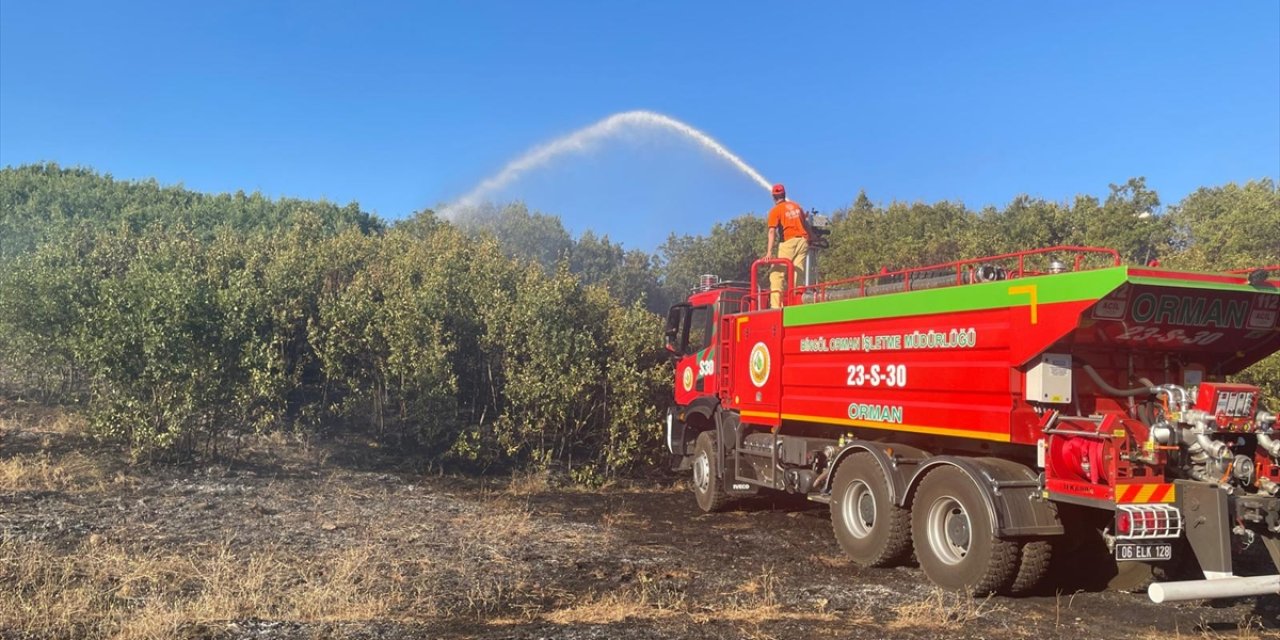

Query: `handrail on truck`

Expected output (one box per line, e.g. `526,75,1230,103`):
753,245,1121,308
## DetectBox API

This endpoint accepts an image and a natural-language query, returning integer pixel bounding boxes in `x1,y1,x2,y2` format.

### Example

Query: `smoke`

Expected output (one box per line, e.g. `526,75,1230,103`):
438,110,772,220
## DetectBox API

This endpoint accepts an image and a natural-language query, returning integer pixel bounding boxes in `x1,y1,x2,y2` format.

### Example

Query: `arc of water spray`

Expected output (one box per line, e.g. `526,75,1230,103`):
439,110,773,219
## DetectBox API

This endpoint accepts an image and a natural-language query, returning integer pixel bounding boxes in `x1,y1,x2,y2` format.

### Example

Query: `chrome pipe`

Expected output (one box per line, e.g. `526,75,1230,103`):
1259,431,1280,458
1148,575,1280,603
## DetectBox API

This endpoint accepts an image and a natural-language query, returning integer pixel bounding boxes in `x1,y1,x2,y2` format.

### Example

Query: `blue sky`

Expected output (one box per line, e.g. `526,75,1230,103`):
2,1,1277,250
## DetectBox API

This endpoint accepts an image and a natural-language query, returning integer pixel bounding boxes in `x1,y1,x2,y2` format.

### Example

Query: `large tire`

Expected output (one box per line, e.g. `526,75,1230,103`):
830,452,913,567
1009,539,1053,596
692,431,729,512
912,466,1021,595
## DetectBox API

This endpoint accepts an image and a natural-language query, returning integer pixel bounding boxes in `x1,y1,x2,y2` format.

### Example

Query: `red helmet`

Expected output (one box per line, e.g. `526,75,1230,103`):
771,184,786,196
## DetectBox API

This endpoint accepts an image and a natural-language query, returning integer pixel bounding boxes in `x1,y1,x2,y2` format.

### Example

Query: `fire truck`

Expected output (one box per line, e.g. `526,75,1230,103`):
663,245,1280,602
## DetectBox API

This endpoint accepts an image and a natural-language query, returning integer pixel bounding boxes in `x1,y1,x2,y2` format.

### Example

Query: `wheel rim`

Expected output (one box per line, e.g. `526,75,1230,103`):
926,496,971,565
840,479,876,538
693,451,711,494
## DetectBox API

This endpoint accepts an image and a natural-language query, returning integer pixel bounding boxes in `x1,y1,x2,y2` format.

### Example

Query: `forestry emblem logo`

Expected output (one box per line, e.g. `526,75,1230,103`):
749,342,770,388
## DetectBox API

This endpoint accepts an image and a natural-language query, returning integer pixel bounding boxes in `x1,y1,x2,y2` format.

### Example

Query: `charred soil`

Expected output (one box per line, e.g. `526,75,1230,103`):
1,406,1276,640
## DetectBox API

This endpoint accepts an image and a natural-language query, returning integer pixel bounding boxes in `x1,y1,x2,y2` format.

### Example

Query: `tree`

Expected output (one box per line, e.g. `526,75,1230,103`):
1067,178,1170,264
657,214,765,305
1163,179,1280,270
458,202,573,269
1163,179,1280,406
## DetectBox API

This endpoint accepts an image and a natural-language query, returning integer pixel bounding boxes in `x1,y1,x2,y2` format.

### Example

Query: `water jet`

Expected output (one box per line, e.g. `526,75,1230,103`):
439,110,771,219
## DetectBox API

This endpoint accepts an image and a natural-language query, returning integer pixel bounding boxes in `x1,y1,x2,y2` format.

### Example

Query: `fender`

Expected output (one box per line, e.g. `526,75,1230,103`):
669,397,720,458
668,397,721,470
907,456,1063,537
681,396,720,428
821,441,930,505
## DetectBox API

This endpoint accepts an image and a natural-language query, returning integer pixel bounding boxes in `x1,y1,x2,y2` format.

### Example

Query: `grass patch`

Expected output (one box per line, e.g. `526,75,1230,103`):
0,449,114,493
889,588,1008,630
0,537,393,640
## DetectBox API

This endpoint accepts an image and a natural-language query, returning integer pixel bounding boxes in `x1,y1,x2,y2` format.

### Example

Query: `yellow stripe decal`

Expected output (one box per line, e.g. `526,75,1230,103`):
1007,285,1039,325
740,410,779,420
777,412,1011,442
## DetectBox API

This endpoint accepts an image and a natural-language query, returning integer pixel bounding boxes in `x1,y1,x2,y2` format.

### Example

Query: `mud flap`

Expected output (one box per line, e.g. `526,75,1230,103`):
669,454,692,472
1263,535,1280,573
1235,491,1280,572
1176,480,1232,577
713,409,758,495
666,407,692,471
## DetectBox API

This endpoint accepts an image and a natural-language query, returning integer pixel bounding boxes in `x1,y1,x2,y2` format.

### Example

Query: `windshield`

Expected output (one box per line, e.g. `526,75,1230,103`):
688,305,712,354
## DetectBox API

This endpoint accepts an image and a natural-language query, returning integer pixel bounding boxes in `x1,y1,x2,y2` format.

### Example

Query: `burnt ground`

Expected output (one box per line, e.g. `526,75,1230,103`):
1,408,1277,640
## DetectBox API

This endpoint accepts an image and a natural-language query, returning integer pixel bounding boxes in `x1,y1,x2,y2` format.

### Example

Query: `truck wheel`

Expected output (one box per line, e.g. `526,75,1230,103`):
830,452,913,567
1009,539,1053,596
912,466,1020,595
692,431,729,512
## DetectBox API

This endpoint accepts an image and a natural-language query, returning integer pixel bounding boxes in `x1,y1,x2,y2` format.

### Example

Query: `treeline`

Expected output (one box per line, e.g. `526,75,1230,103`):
1,164,1278,472
479,178,1278,313
0,165,666,479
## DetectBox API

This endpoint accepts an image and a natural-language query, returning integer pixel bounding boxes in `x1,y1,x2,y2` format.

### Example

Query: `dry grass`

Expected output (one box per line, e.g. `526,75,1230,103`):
539,566,846,628
0,402,85,432
700,605,846,625
7,406,1266,640
698,566,848,625
1227,617,1268,639
0,449,115,492
1136,615,1271,640
541,585,682,625
0,501,555,639
254,428,333,468
0,537,393,640
0,432,574,640
731,567,781,608
505,469,552,496
503,471,685,498
0,408,116,493
600,497,641,529
809,553,853,569
888,588,1008,630
543,597,843,627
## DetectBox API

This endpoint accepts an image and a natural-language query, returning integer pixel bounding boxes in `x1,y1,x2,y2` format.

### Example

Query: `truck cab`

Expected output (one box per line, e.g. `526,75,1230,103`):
663,275,751,461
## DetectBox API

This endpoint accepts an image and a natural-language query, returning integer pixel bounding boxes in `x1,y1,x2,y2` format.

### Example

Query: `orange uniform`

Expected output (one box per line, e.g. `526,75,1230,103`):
766,199,809,308
767,200,809,241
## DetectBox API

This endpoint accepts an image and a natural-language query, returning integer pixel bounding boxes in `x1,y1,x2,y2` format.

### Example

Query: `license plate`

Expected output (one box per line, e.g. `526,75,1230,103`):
1115,542,1173,562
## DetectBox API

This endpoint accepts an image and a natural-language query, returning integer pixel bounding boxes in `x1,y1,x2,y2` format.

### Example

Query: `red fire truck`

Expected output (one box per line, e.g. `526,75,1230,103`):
663,246,1280,602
